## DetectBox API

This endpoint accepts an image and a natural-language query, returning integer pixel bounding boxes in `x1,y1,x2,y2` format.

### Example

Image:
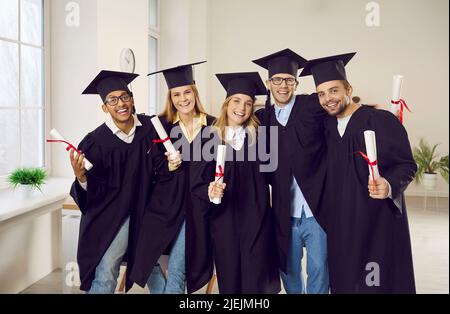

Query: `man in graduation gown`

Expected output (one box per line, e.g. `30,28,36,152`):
299,53,417,293
253,49,329,294
69,70,167,293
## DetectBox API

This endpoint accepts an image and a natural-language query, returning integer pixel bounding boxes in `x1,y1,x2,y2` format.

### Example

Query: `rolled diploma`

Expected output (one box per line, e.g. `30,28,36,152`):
150,116,177,154
49,128,93,171
391,75,404,115
363,130,380,180
212,145,227,205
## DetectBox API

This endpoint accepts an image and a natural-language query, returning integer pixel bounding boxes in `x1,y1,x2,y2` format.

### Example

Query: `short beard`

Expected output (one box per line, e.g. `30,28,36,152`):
327,95,351,117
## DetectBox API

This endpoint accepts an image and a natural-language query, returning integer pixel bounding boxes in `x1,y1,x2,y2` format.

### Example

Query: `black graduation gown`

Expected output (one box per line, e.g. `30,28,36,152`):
70,114,166,292
190,134,281,294
255,94,327,273
322,105,416,294
129,114,216,293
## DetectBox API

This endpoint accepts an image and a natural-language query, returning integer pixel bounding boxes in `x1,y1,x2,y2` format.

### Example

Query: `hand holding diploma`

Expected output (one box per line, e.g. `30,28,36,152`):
165,150,182,169
211,145,227,204
70,148,87,183
368,176,390,200
359,131,380,194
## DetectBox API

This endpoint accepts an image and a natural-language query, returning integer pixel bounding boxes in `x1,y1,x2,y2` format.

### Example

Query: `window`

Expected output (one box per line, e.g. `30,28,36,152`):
0,0,47,185
148,0,159,115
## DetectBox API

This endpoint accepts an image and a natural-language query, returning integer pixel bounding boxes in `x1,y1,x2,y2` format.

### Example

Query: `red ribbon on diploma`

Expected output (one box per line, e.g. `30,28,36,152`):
46,139,80,154
358,151,378,193
147,137,171,154
152,137,170,144
215,165,224,182
391,99,411,124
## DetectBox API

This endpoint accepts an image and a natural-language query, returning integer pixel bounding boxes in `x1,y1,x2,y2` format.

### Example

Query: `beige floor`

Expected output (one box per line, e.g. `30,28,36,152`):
20,196,449,294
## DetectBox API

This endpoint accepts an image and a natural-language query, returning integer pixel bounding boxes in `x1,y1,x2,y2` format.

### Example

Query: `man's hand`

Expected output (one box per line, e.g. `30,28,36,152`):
70,149,87,183
368,176,390,199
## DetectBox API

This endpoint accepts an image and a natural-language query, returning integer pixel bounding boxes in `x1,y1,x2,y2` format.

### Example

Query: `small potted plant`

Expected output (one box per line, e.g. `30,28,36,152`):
8,168,47,197
413,139,449,190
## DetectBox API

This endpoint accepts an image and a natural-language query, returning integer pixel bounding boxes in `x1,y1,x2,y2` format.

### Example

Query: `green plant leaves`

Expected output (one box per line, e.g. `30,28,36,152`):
413,138,449,184
7,168,47,190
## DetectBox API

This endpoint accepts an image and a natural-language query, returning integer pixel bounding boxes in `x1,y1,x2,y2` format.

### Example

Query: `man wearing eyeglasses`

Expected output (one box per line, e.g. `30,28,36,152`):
253,49,329,294
69,70,175,294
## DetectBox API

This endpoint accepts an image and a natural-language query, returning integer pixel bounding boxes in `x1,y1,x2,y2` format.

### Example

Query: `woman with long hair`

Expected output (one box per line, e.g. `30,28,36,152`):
191,72,281,294
129,62,216,294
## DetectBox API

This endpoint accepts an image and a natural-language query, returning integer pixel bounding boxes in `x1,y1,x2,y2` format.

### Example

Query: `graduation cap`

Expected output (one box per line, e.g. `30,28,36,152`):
148,61,206,89
82,70,139,103
216,72,266,99
252,48,308,78
299,52,356,87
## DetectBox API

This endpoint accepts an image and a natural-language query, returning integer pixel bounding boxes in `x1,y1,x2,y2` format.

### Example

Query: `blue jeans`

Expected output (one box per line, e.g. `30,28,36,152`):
88,217,129,294
280,212,329,294
147,220,186,294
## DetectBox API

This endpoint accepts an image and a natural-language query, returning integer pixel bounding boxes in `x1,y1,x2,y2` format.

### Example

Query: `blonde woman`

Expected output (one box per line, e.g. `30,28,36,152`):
191,72,281,294
130,62,216,294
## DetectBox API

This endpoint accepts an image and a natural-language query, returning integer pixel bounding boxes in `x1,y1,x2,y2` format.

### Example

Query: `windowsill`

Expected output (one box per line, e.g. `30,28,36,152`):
0,177,73,222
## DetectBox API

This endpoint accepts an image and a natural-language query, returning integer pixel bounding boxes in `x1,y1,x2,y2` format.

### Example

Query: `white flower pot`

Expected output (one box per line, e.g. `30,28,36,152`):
13,184,42,199
422,173,438,190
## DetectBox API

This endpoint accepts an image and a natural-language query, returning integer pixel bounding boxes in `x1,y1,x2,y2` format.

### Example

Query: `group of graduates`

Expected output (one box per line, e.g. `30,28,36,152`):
69,48,417,294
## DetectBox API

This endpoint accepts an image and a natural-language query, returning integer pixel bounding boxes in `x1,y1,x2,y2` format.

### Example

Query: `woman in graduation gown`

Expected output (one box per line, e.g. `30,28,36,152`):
129,62,216,293
190,72,281,294
70,70,169,293
299,53,417,293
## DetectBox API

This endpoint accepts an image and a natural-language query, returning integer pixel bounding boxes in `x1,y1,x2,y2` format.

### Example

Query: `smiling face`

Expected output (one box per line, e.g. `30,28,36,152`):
226,94,254,127
316,80,353,117
267,73,298,106
170,85,196,116
102,90,134,124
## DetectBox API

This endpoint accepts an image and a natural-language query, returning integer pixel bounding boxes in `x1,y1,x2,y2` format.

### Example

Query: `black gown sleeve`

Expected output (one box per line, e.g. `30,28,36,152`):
370,110,417,214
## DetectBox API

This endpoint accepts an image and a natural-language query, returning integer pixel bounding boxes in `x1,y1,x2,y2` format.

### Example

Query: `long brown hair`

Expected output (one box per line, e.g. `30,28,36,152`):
160,84,207,123
212,96,260,146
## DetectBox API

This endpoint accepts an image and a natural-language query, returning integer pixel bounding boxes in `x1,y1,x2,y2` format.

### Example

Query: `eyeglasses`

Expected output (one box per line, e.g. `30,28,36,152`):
105,93,133,106
269,77,297,86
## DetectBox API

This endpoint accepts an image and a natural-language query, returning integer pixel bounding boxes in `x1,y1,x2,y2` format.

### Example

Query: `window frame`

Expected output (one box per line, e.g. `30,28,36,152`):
0,0,49,189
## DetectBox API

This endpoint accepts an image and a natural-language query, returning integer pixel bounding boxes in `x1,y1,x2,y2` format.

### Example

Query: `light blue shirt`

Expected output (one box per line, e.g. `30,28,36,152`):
274,97,314,219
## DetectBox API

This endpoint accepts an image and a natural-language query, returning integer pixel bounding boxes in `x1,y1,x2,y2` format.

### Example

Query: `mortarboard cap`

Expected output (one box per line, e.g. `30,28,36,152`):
82,70,139,102
148,61,206,89
299,52,356,87
252,48,307,78
216,72,266,99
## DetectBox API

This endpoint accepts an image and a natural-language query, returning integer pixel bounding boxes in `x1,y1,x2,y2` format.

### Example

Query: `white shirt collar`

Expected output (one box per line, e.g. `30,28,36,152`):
106,114,142,136
225,126,246,150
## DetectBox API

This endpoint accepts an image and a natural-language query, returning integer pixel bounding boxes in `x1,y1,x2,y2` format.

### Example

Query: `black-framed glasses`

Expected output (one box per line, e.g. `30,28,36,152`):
269,77,297,86
105,93,133,106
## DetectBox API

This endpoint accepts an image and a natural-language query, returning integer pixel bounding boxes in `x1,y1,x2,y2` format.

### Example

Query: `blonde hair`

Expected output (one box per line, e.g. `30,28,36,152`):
212,96,260,146
161,84,207,123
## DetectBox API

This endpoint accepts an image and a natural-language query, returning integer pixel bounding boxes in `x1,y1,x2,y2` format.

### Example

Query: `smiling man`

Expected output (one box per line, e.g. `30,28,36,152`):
300,53,417,293
69,70,168,293
253,49,329,294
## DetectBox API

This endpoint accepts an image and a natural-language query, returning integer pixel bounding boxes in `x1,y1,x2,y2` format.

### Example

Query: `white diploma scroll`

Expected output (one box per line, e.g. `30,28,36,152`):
363,130,380,181
391,75,404,115
212,145,227,205
150,116,177,154
49,128,93,171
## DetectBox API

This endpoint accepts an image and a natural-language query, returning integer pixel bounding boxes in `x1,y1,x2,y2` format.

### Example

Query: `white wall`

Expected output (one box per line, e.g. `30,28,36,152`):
159,0,210,112
50,0,98,177
97,0,149,115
